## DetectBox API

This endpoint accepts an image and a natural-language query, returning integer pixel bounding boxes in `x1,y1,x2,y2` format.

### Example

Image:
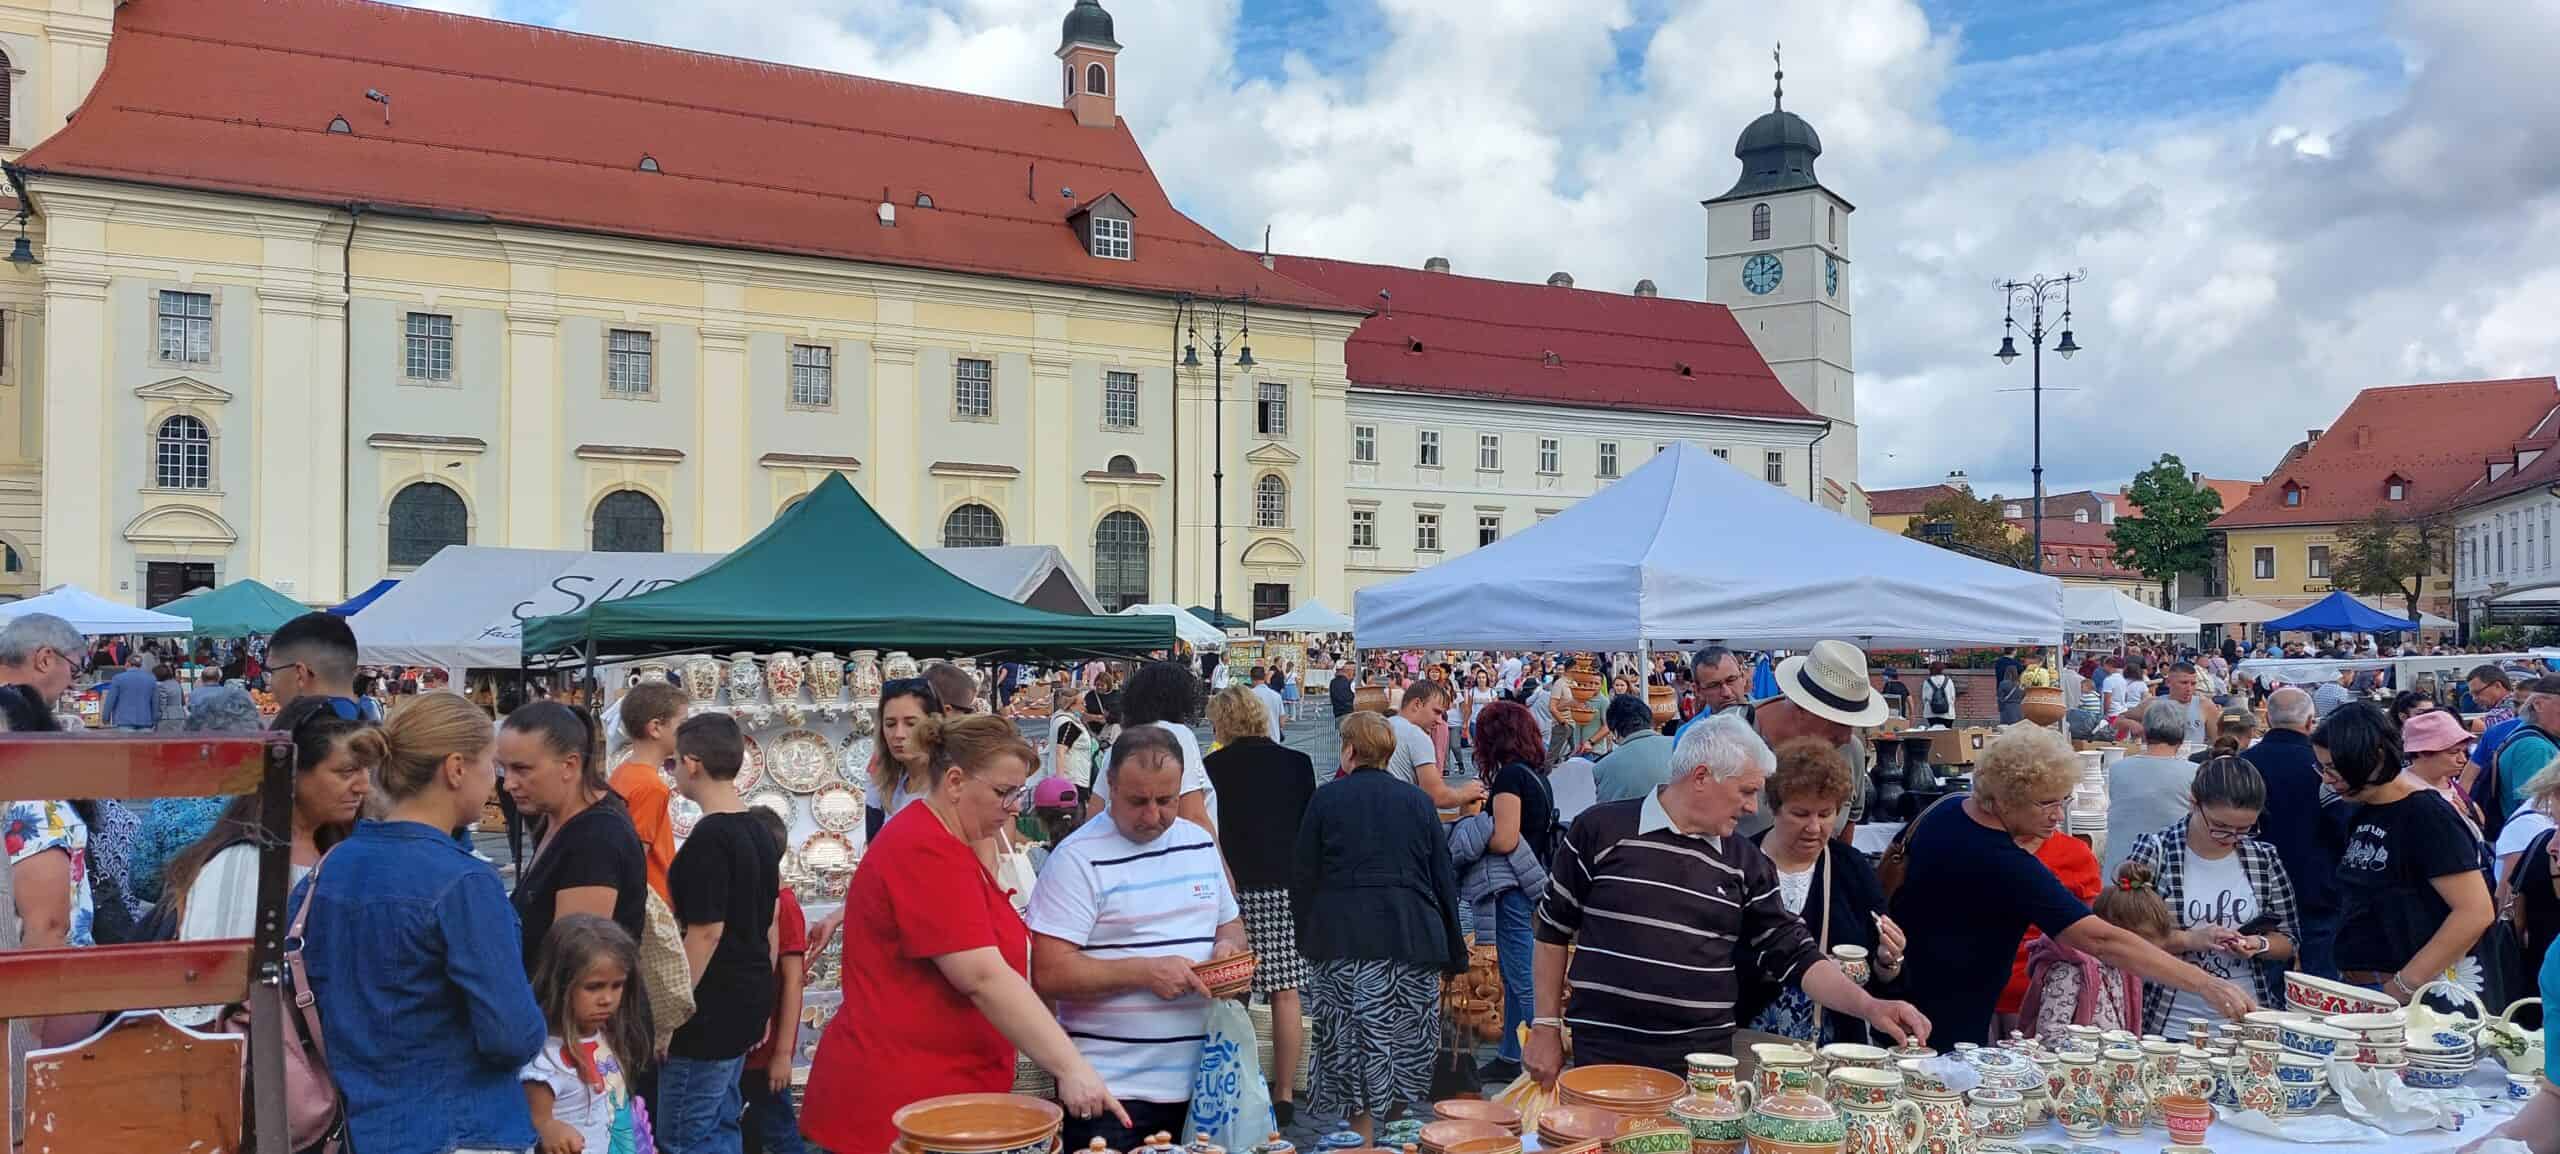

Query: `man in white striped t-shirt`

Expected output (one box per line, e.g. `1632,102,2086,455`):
1031,726,1249,1150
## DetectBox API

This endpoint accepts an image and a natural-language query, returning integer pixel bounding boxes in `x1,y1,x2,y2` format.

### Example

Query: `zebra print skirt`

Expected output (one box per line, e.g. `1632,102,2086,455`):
1305,958,1441,1119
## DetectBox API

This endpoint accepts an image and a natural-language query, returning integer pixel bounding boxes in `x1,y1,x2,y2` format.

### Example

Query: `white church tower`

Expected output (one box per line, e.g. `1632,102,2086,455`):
1703,51,1861,517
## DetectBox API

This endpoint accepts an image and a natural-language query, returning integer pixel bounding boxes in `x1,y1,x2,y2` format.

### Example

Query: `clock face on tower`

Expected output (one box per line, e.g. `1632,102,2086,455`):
1742,252,1784,295
1826,255,1840,297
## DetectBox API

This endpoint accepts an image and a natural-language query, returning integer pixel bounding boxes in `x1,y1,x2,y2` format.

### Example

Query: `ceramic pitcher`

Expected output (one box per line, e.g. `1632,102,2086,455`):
1672,1053,1752,1154
808,652,842,702
2098,1047,2147,1136
1829,1068,1921,1154
2055,1053,2104,1140
848,650,883,702
1905,1083,1974,1154
2137,1038,2183,1124
681,655,725,704
1753,1044,1829,1104
2235,1040,2282,1116
726,651,762,702
1743,1068,1845,1154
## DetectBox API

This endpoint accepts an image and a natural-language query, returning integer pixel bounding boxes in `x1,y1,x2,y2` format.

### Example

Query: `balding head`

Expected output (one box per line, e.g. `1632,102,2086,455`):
2267,687,2314,732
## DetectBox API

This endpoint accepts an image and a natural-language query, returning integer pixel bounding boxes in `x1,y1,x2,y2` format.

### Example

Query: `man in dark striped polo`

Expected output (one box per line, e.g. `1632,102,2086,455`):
1522,713,1929,1080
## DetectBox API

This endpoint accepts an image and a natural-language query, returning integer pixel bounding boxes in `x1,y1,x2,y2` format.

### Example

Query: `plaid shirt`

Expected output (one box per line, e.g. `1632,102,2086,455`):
2124,817,2300,1035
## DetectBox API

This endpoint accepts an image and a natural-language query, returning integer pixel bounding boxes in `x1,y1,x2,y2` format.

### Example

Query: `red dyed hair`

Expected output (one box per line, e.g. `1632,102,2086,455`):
1472,699,1547,771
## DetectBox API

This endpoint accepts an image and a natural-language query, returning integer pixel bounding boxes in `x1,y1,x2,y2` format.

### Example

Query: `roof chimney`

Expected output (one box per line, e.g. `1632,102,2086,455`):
1546,271,1574,288
1423,256,1451,274
1946,469,1970,493
1633,279,1658,297
877,201,896,227
2306,428,2323,444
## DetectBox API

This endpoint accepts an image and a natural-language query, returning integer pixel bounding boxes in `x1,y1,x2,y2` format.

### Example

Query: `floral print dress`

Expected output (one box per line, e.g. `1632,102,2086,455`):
5,799,96,946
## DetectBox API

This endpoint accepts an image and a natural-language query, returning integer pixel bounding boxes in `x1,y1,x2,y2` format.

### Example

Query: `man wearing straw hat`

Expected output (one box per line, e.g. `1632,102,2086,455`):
1724,641,1892,837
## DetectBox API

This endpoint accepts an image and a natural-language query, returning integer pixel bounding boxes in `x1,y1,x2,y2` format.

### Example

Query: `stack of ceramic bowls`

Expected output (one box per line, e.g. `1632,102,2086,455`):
2066,750,2108,835
1417,1118,1518,1154
1431,1101,1522,1138
1536,1106,1634,1149
2403,1032,2478,1090
1557,1065,1683,1119
2325,1010,2409,1069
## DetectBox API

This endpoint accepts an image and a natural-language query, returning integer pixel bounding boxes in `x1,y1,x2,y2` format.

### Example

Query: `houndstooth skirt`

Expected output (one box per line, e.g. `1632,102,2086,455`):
1237,887,1310,993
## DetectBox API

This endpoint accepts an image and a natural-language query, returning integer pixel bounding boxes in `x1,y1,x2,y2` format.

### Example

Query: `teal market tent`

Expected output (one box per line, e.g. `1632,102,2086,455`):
522,472,1175,663
164,579,308,637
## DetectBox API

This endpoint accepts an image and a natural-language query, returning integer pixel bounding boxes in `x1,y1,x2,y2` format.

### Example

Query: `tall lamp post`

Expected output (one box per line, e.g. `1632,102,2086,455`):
1180,294,1254,621
1996,270,2085,574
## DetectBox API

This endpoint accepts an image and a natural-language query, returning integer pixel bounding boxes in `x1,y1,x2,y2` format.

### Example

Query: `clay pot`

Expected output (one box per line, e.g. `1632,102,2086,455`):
891,1093,1063,1154
1671,1053,1752,1154
1355,685,1389,715
2021,685,2067,726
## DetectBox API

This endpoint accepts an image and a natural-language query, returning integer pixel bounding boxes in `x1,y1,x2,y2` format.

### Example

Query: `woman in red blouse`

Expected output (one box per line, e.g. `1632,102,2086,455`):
800,714,1126,1153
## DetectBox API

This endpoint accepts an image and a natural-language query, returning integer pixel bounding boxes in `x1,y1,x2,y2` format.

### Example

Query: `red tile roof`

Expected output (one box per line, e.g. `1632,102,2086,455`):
2452,403,2560,509
2010,517,2141,578
2213,378,2560,529
22,0,1349,313
1867,484,1964,516
1267,256,1814,420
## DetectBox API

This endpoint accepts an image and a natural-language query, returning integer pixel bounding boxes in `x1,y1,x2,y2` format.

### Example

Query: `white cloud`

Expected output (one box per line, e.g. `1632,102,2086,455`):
403,0,2560,502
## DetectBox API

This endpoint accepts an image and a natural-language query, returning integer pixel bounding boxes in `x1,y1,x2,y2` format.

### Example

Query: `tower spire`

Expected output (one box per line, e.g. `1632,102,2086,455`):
1773,43,1784,111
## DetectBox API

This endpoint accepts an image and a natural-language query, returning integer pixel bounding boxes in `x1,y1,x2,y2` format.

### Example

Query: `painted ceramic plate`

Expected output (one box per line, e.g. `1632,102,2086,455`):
802,830,855,876
839,735,876,787
812,784,863,833
745,786,794,827
768,728,832,794
741,733,766,783
669,794,703,839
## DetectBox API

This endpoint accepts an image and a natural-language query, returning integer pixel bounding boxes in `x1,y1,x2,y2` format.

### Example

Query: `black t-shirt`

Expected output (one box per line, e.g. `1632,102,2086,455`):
2337,790,2487,973
511,794,648,973
1889,798,2093,1046
1489,761,1557,868
667,809,782,1060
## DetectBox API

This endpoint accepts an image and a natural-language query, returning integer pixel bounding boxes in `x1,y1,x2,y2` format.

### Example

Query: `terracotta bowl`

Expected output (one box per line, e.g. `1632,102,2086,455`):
891,1094,1063,1154
1192,952,1259,998
1438,1135,1524,1154
1535,1105,1636,1146
1557,1064,1684,1113
1419,1119,1512,1154
1433,1099,1523,1134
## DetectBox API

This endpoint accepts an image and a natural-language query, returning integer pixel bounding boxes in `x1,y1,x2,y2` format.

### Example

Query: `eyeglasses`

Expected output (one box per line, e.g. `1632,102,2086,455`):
975,776,1031,810
43,647,88,675
2196,811,2258,841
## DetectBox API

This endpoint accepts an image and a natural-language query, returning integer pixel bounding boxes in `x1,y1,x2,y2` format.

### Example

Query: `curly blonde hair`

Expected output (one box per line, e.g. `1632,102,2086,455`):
1207,685,1273,746
1973,723,2078,810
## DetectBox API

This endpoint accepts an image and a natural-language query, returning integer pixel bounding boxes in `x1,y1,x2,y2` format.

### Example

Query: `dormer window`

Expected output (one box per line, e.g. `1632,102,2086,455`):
2385,474,2409,502
1070,192,1136,261
2073,509,2089,523
2283,483,2303,507
1091,216,1131,260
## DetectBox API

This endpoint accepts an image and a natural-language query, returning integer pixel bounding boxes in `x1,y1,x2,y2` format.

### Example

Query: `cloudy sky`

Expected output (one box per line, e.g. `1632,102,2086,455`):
391,0,2560,504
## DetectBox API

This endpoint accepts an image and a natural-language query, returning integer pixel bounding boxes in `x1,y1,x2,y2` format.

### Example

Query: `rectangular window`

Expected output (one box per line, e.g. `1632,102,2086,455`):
1713,447,1731,460
2546,508,2553,569
606,328,654,397
1090,216,1132,260
955,357,994,418
2308,544,2330,580
1256,381,1288,437
404,312,453,381
1103,370,1139,428
1828,205,1840,245
1597,441,1618,478
1418,429,1441,467
790,343,834,408
1478,433,1501,471
1351,424,1377,463
1416,512,1441,552
1764,450,1786,485
1478,514,1501,547
1537,437,1560,474
157,290,214,364
2253,547,2275,581
1350,508,1376,548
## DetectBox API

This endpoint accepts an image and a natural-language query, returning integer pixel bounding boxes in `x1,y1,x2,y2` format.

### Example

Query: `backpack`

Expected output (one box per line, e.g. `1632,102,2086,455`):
1925,677,1953,718
2482,723,2557,844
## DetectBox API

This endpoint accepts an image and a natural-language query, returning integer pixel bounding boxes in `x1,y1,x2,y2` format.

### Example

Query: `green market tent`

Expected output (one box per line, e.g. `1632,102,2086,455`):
165,579,308,637
1187,605,1250,631
521,472,1176,663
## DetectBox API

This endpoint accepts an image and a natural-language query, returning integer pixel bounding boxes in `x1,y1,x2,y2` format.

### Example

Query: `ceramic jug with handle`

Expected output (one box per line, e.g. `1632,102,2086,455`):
1671,1052,1752,1154
2485,998,2545,1076
1829,1068,1921,1154
1903,1083,1973,1154
1743,1068,1845,1154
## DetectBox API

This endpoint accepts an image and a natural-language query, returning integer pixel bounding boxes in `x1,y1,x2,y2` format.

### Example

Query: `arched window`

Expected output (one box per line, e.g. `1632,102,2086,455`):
154,415,212,489
592,489,665,553
1094,512,1149,612
1106,454,1138,476
1086,62,1109,96
387,482,468,567
943,502,1004,548
1255,474,1288,529
1750,202,1771,241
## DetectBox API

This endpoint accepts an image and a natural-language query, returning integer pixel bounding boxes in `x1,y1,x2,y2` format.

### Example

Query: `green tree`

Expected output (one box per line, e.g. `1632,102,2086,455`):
1903,490,2032,569
2111,454,2225,605
2329,509,2453,623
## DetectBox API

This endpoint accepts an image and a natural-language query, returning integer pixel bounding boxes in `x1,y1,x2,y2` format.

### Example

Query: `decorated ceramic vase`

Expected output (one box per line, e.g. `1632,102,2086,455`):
726,652,762,703
1671,1053,1752,1154
808,652,843,703
1743,1069,1845,1154
2138,1038,2184,1124
2235,1040,2282,1116
1829,1068,1921,1154
2098,1047,2147,1136
766,651,807,703
681,655,725,705
2056,1053,2103,1140
630,659,670,689
849,650,884,703
1905,1084,1973,1154
883,650,920,680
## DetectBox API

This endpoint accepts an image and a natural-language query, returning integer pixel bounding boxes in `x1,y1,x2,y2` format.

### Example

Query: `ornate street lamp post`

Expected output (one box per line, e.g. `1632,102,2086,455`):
1996,271,2086,573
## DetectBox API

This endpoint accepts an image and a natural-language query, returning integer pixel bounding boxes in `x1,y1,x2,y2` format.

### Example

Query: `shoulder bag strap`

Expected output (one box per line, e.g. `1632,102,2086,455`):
1812,842,1832,1040
282,851,350,1142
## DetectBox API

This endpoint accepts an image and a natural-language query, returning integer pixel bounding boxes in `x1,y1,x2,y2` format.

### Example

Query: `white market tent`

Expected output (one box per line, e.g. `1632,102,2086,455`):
0,585,192,635
1115,603,1226,650
1354,442,2065,652
2063,586,2202,636
1257,598,1354,633
926,545,1104,615
2184,597,2287,626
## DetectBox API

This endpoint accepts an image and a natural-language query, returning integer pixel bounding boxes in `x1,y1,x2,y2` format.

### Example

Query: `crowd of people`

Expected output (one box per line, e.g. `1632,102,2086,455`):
9,604,2560,1154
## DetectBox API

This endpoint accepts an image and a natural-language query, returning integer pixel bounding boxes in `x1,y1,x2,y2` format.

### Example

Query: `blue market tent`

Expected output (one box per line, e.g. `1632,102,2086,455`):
2263,591,2419,634
330,579,398,616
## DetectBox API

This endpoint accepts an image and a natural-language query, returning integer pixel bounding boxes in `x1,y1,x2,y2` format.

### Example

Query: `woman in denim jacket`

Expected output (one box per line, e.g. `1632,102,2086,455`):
300,692,547,1154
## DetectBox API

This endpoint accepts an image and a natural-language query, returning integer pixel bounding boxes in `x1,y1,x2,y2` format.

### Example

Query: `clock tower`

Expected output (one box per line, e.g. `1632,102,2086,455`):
1704,52,1859,515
